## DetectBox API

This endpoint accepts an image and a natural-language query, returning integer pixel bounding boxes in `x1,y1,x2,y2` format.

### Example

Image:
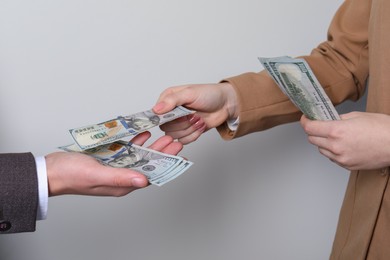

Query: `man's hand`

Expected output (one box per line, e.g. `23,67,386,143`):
46,131,183,196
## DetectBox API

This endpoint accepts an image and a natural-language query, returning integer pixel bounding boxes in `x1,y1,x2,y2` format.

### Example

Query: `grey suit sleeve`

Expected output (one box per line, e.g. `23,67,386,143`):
0,153,38,233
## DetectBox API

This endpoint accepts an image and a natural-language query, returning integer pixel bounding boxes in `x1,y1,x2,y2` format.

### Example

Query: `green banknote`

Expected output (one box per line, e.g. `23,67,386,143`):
60,141,193,187
259,56,340,120
69,106,193,150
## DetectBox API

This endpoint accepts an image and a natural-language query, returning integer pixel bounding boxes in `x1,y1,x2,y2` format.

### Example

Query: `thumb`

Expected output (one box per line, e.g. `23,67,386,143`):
99,167,149,188
153,101,174,115
153,86,193,114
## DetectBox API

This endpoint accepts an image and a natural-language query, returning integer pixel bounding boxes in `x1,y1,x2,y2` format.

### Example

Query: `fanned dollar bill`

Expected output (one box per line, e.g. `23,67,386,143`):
70,106,193,150
259,56,340,120
60,142,193,187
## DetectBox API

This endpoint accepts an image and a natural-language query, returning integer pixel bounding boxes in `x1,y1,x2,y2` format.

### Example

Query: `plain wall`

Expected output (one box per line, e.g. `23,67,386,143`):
0,0,366,259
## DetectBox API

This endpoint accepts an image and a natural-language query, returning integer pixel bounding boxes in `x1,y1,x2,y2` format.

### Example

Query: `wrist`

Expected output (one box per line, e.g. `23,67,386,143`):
45,152,67,197
220,82,239,120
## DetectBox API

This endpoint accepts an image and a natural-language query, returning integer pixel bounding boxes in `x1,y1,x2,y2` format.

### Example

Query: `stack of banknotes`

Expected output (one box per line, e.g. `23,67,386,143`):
60,106,194,186
259,56,340,120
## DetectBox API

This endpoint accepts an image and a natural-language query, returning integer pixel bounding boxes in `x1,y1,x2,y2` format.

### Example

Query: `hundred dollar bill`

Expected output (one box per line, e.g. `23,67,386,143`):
59,142,193,187
151,160,193,186
70,106,193,150
259,56,340,121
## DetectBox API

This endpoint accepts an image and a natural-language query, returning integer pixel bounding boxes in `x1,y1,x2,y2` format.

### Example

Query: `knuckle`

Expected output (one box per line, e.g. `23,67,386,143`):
112,175,125,188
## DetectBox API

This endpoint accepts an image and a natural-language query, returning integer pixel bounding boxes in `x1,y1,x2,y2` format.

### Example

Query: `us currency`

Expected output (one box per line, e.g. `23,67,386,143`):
60,141,193,187
259,56,340,120
70,106,193,150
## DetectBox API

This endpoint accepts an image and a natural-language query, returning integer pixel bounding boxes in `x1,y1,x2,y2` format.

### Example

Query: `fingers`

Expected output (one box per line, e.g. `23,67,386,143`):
318,147,337,160
153,86,195,114
308,135,346,167
89,186,140,197
163,121,205,138
163,124,205,144
148,135,175,150
159,114,206,144
147,134,184,155
307,135,333,152
300,115,336,137
159,115,194,132
88,171,149,197
301,115,339,153
96,166,149,192
160,115,204,134
301,115,348,168
110,170,149,189
130,131,152,146
153,101,171,114
161,141,183,154
153,87,184,114
177,130,204,144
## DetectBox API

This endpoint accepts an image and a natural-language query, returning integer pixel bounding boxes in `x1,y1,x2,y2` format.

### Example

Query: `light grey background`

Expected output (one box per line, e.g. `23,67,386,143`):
0,0,366,259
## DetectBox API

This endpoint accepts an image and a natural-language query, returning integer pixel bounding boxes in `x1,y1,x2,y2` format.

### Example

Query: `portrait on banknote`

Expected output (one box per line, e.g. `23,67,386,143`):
107,145,164,168
120,114,160,131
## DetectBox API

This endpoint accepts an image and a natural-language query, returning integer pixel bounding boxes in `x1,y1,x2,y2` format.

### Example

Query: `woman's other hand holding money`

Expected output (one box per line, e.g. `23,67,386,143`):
301,112,390,170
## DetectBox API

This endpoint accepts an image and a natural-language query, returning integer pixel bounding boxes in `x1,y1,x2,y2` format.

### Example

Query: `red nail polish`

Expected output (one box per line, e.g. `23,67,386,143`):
189,114,200,124
194,120,206,130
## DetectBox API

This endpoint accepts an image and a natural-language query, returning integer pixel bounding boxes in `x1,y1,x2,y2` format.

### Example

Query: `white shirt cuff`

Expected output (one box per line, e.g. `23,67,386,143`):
227,117,239,131
35,156,48,220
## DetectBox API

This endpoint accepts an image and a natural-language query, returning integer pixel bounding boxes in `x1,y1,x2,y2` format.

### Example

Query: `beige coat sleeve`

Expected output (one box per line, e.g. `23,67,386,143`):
217,0,370,140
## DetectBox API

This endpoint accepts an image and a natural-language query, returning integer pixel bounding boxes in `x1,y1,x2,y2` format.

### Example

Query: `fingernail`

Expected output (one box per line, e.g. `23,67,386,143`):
132,178,146,187
153,102,165,113
194,120,206,131
189,114,200,124
197,124,206,134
